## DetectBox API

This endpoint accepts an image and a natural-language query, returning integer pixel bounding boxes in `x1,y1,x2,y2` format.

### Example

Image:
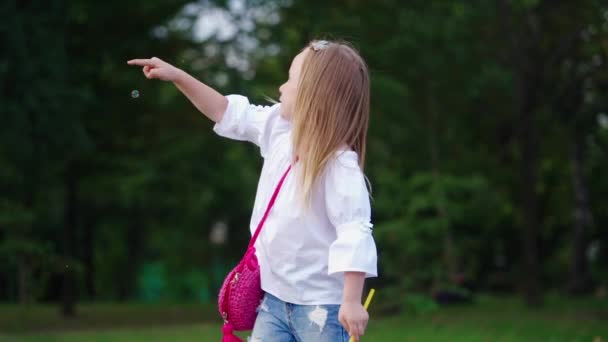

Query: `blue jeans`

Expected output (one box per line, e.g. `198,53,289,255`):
249,292,350,342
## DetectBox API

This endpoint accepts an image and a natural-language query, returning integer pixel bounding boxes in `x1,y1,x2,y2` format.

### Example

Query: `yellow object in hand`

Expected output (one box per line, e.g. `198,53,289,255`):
349,288,376,342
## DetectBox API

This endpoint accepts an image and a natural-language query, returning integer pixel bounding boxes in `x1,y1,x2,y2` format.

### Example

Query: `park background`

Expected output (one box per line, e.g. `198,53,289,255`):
1,0,607,341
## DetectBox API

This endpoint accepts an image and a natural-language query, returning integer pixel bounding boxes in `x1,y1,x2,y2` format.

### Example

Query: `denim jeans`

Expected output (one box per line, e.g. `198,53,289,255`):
249,292,350,342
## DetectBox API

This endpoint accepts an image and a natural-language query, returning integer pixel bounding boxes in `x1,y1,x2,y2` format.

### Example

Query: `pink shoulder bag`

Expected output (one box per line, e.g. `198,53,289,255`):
218,164,292,342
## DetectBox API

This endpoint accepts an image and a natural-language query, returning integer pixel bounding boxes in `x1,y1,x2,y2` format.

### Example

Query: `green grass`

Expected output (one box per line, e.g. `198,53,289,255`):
0,302,216,333
0,294,606,341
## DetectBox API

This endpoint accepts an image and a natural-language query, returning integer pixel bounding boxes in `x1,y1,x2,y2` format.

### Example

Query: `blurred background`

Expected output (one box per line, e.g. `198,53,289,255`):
1,0,608,341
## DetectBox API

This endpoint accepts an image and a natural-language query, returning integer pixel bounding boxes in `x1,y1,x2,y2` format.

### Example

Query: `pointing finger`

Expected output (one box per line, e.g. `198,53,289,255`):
127,59,155,67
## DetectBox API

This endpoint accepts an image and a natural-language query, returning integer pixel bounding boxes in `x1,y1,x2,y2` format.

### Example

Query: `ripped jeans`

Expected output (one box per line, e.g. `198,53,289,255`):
249,292,350,342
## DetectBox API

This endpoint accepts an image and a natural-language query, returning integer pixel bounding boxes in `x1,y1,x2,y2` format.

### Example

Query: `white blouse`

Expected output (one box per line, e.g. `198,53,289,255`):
214,95,378,305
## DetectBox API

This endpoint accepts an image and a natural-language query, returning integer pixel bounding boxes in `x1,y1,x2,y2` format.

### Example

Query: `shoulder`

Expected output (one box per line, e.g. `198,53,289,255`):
334,150,360,170
324,150,368,198
323,150,371,224
224,94,282,120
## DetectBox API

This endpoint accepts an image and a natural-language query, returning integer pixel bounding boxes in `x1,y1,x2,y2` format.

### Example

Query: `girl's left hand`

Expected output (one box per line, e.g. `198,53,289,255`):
338,301,369,342
127,57,181,82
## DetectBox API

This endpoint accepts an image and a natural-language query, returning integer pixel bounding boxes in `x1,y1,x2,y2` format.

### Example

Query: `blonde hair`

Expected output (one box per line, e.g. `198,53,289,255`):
291,40,370,207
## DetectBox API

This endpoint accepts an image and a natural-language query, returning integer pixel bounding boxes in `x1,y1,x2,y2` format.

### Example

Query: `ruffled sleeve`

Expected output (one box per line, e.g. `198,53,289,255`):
325,152,378,278
213,95,283,157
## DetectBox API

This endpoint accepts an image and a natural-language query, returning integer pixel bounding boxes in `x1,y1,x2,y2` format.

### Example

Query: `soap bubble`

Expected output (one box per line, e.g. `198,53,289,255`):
131,90,140,98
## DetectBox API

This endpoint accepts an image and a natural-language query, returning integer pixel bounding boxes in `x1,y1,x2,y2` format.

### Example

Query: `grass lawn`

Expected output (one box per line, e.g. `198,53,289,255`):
0,294,606,341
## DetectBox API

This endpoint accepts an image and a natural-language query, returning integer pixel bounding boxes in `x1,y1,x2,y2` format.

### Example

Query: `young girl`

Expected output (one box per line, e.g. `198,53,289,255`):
128,39,377,342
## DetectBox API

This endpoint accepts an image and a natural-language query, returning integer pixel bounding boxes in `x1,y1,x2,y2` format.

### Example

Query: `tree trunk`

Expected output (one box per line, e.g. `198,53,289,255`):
21,156,37,305
61,164,77,317
83,215,96,299
498,0,543,306
567,135,594,294
427,93,458,283
17,259,29,305
119,205,144,301
518,85,542,307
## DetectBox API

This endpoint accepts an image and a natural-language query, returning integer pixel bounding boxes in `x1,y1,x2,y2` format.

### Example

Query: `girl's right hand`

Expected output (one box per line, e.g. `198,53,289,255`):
127,57,181,82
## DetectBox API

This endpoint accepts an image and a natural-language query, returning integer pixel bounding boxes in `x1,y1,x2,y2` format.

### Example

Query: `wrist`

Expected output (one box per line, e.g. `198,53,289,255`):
172,68,187,84
342,271,365,304
341,297,361,305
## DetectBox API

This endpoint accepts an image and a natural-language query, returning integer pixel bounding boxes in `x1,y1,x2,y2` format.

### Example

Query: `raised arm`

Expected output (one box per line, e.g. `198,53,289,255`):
127,57,228,123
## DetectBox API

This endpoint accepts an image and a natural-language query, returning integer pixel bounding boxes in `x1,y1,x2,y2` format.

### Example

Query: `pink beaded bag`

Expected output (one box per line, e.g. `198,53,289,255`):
218,164,292,342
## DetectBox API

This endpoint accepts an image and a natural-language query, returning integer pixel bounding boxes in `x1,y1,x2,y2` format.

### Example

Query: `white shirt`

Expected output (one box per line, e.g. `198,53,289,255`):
214,95,378,305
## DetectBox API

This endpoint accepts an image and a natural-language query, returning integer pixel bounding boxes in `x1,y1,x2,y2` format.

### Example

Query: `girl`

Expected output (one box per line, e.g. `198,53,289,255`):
128,39,377,342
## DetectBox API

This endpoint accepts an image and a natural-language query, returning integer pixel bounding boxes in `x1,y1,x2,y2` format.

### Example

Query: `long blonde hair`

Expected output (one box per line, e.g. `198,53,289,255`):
291,40,370,206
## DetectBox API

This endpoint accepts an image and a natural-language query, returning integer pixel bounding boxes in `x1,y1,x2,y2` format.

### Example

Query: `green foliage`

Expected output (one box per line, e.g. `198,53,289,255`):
403,293,441,315
0,0,607,312
376,172,506,290
0,238,75,302
137,262,211,303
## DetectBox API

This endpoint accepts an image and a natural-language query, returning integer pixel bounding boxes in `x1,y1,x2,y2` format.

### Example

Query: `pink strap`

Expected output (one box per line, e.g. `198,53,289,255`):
247,164,292,250
220,163,292,324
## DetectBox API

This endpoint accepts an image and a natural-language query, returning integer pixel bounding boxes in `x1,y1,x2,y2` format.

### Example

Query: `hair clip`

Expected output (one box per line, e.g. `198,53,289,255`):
311,40,330,51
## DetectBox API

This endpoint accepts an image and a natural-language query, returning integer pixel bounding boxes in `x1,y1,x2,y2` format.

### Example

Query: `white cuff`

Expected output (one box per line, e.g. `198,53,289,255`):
212,95,250,141
327,221,378,278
